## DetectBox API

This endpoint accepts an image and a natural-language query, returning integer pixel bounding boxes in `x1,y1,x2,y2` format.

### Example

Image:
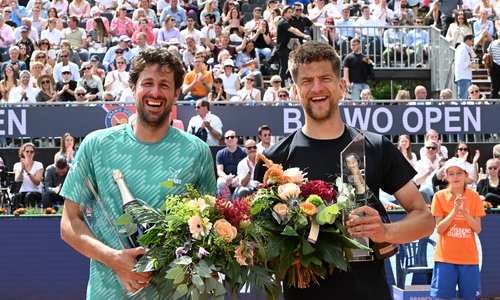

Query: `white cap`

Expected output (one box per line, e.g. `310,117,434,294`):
444,157,467,172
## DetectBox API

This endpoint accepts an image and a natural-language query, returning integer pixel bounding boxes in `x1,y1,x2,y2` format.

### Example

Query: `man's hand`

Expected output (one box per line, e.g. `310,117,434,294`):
54,183,62,195
108,247,153,293
346,206,388,243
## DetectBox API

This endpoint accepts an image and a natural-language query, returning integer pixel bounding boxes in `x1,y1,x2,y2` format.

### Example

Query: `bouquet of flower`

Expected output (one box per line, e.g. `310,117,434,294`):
0,207,7,215
115,184,280,300
251,154,372,289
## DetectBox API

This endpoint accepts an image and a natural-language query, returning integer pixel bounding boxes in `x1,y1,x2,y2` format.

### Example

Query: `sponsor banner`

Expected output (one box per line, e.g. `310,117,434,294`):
0,104,490,137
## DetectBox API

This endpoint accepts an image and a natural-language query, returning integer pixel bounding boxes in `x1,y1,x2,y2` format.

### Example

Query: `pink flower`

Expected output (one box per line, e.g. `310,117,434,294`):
214,219,238,242
187,198,206,208
188,215,212,240
284,167,305,184
273,203,289,217
277,182,301,200
198,247,210,259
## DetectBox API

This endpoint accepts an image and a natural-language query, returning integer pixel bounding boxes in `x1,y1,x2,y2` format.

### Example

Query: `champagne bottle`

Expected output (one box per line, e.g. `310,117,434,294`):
113,169,146,249
346,155,399,260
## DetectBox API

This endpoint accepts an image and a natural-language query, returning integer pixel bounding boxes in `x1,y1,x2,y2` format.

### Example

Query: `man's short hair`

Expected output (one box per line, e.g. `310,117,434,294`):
282,6,292,14
55,157,68,169
186,15,195,21
129,48,186,90
68,15,79,23
9,45,19,54
253,7,263,13
289,41,342,82
197,99,210,111
351,37,360,44
464,34,474,42
361,4,370,12
258,125,271,135
75,86,86,93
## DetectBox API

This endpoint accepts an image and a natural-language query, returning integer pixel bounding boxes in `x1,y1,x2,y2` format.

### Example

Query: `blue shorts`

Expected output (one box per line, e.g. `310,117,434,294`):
430,262,482,299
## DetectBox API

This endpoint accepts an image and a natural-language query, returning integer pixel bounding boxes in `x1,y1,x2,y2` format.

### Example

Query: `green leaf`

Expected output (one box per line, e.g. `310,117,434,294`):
173,256,192,265
173,269,186,284
159,180,175,189
165,215,183,222
281,225,299,236
191,287,200,300
195,265,212,278
265,235,287,260
166,267,183,280
205,276,217,292
137,226,163,246
315,233,347,271
114,213,133,225
301,238,316,255
214,282,227,296
173,283,188,300
279,238,299,271
192,274,205,293
123,223,138,237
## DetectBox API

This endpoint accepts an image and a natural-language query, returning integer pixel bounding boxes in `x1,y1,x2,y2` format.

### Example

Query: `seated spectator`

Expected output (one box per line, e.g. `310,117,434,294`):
473,0,496,19
204,28,246,64
117,0,139,13
78,61,104,101
0,12,14,56
372,0,394,26
468,84,487,103
8,70,38,103
200,13,216,45
87,17,109,54
102,91,115,101
182,35,205,69
13,19,38,45
263,75,282,102
207,77,230,103
131,17,155,46
104,56,129,98
473,9,494,53
236,139,258,197
249,20,272,60
159,0,187,28
414,139,440,200
57,40,81,68
354,5,383,57
477,158,500,207
131,32,153,55
136,0,159,28
10,0,27,28
217,58,239,98
277,88,290,101
28,4,45,35
181,55,213,100
445,11,472,48
41,8,64,32
17,42,31,71
73,85,88,101
236,74,261,102
323,17,336,45
201,0,220,25
95,0,118,12
395,89,410,102
216,130,246,193
180,16,202,48
68,0,90,20
54,66,77,101
12,143,44,209
42,157,68,209
131,8,152,29
106,47,131,72
392,0,414,25
36,74,57,102
157,15,181,47
1,46,27,81
224,7,244,42
397,134,417,166
54,133,77,165
408,17,429,67
454,141,480,183
382,18,415,67
28,60,43,87
187,99,223,146
103,36,133,69
360,88,372,105
61,15,88,62
335,6,356,53
30,50,51,76
86,7,110,32
40,17,62,48
109,5,134,44
37,38,57,67
235,39,263,87
0,64,20,102
419,128,448,159
53,49,79,82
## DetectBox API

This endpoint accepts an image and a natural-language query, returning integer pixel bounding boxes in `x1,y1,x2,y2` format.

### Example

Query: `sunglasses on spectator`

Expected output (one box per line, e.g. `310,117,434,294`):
115,51,124,54
278,94,288,97
116,61,126,64
246,146,257,150
61,55,69,58
246,78,255,81
76,93,86,96
41,80,50,84
272,80,281,83
295,8,302,11
489,166,498,170
458,147,468,151
415,21,422,24
37,56,46,59
262,133,271,137
62,72,71,75
24,150,35,153
40,42,49,45
326,22,333,24
425,146,437,150
82,67,91,70
225,136,236,139
470,90,479,94
4,10,11,13
195,106,203,109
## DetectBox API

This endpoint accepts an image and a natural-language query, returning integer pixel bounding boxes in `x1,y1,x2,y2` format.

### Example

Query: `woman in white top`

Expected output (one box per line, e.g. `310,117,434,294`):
13,143,44,208
218,57,239,98
454,141,480,183
397,134,417,166
54,133,77,165
237,74,261,102
446,11,473,47
419,129,448,159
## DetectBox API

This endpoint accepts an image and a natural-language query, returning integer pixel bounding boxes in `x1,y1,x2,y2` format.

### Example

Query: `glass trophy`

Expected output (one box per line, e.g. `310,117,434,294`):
341,132,399,261
79,177,144,298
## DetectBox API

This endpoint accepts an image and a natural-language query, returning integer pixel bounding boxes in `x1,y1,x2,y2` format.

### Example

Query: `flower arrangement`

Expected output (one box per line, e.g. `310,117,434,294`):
13,207,27,215
43,207,57,214
0,207,7,215
115,184,280,300
250,154,371,289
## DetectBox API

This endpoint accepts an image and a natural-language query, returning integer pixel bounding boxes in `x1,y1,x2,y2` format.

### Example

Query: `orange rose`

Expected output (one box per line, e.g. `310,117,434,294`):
277,182,301,200
300,202,317,218
273,203,289,217
214,219,238,242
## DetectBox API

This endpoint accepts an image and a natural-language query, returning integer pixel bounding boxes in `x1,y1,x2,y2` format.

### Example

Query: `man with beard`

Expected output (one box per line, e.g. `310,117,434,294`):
8,70,38,103
255,41,434,299
60,47,217,299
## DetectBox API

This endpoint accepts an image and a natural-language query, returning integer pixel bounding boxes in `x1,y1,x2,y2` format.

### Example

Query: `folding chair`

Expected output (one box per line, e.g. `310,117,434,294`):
396,237,436,289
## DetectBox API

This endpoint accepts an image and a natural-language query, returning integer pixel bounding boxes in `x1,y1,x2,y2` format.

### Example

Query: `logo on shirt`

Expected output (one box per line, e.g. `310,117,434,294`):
168,167,183,185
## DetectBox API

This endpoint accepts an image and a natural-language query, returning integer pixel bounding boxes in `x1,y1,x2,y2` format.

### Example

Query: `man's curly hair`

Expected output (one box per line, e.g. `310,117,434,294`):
288,41,342,83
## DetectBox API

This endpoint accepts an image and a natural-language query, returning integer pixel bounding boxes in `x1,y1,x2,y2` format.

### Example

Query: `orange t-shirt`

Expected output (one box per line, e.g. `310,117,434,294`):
431,188,486,265
183,69,213,97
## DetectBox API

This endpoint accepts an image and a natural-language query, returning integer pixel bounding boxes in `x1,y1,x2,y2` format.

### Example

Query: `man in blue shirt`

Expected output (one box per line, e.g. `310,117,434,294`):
408,17,429,67
9,0,26,27
160,0,186,28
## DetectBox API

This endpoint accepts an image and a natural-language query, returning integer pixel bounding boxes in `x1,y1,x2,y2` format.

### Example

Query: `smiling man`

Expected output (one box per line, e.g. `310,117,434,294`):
255,41,434,299
60,48,216,299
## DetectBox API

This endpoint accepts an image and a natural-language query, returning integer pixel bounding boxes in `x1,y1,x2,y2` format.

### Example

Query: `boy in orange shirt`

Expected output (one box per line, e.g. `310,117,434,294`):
431,157,485,299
